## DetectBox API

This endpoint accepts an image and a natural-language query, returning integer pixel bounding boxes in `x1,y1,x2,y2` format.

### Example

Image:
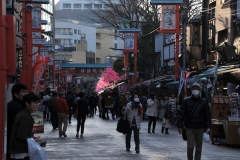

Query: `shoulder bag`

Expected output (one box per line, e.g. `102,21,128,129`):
116,113,130,135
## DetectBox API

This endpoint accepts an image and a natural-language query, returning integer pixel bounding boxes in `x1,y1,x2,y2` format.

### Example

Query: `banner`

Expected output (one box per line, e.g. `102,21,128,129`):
32,55,50,93
32,112,44,133
76,78,81,84
66,75,72,82
207,78,212,88
184,72,191,98
177,71,186,98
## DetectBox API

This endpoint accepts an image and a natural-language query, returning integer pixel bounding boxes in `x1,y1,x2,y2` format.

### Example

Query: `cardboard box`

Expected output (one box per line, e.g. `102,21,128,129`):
211,103,230,120
222,120,240,145
212,96,229,104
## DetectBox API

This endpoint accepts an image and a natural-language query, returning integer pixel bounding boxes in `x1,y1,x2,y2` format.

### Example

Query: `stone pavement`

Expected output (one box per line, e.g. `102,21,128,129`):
38,115,240,160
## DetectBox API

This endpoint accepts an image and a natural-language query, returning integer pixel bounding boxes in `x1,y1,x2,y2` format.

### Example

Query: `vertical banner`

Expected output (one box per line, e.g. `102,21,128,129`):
76,78,81,84
32,4,41,29
161,5,176,30
32,55,50,93
184,72,191,98
124,33,134,50
177,71,186,98
66,75,72,83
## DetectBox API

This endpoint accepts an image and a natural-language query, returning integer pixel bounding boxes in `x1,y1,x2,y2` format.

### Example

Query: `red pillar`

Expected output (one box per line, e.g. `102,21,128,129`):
175,4,181,80
0,2,7,159
133,32,138,84
20,3,33,91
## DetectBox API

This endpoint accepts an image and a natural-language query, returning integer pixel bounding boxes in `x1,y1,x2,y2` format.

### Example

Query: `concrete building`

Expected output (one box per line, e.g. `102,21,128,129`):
55,0,119,10
55,19,117,64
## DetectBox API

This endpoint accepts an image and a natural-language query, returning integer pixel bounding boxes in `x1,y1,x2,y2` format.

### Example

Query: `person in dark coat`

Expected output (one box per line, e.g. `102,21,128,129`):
75,92,88,138
7,83,28,160
48,92,59,130
88,92,97,117
65,91,74,123
9,93,40,160
177,83,211,160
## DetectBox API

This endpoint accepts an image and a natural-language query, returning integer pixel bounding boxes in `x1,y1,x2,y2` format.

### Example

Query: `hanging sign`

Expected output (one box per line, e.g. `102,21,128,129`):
161,5,176,30
124,33,134,50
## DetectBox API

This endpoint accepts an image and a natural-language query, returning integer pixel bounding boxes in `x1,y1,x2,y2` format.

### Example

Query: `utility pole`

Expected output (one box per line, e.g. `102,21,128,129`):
182,0,189,69
202,0,209,62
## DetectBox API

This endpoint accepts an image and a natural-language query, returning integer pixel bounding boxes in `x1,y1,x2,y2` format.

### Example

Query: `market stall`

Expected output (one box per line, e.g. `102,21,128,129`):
210,94,240,146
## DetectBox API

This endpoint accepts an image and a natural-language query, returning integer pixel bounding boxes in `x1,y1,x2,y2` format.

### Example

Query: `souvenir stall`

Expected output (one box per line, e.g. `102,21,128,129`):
210,93,240,146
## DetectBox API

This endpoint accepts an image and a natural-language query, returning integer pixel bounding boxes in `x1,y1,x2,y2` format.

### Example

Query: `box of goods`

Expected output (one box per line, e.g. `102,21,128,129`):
212,96,229,104
222,120,240,145
211,103,230,120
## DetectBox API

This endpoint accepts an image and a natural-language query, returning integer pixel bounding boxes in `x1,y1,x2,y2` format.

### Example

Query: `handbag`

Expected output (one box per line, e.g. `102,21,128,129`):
182,100,201,141
116,115,130,134
74,101,78,118
27,138,47,160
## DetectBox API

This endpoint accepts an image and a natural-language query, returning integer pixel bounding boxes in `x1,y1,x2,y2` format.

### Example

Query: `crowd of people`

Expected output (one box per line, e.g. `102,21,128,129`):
6,82,211,160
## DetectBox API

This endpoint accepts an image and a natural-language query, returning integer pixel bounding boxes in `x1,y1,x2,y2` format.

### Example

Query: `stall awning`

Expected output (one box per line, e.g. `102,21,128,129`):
142,75,172,85
194,66,240,77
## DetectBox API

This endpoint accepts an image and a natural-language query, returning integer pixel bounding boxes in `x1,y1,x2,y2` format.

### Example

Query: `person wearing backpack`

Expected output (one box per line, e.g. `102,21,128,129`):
177,83,211,160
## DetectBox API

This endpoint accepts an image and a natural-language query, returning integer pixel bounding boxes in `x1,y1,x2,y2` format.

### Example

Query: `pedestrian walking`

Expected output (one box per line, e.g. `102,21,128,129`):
89,92,97,117
9,93,40,160
48,92,59,130
177,83,211,160
104,93,114,120
122,95,143,153
161,94,172,134
65,91,74,124
75,92,88,138
169,93,177,127
7,83,28,160
55,92,69,137
146,94,159,133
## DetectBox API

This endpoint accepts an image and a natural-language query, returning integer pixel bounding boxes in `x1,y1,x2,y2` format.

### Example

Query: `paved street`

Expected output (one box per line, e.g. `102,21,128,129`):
39,115,240,160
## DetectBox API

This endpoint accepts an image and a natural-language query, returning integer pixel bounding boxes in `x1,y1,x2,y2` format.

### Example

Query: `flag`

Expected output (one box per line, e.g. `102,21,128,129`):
207,78,212,88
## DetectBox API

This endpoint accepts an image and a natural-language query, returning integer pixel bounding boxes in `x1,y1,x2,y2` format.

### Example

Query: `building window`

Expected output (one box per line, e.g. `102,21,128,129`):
74,29,77,34
96,43,101,49
78,30,81,35
73,4,82,8
78,40,81,43
114,43,117,49
84,4,92,9
63,3,71,8
74,40,77,44
94,4,102,9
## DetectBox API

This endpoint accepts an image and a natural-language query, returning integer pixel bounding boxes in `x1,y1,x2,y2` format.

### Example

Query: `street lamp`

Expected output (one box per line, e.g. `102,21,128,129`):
14,3,33,18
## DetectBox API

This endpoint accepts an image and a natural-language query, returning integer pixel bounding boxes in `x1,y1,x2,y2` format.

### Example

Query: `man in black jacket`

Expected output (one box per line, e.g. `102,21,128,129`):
7,83,28,160
177,83,211,160
65,91,74,123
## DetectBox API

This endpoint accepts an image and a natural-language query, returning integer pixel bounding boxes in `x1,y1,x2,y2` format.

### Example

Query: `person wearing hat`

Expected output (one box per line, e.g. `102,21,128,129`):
122,95,143,153
177,83,211,160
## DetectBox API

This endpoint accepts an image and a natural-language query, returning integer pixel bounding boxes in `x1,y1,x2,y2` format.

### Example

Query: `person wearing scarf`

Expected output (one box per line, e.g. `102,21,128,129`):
122,95,143,153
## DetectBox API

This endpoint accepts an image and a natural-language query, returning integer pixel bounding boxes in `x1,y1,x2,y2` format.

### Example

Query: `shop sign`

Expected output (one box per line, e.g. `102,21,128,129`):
32,112,44,133
75,68,104,74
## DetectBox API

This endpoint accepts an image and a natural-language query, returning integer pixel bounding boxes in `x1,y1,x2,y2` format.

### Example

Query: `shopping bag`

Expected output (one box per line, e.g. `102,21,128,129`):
27,138,47,160
116,117,130,134
203,132,210,142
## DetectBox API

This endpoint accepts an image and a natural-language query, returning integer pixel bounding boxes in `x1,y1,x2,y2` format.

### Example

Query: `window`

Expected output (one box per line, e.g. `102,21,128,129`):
63,3,71,8
94,4,102,9
73,4,82,8
114,43,117,49
78,40,81,43
74,40,77,44
74,29,77,34
78,30,81,35
84,4,92,9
